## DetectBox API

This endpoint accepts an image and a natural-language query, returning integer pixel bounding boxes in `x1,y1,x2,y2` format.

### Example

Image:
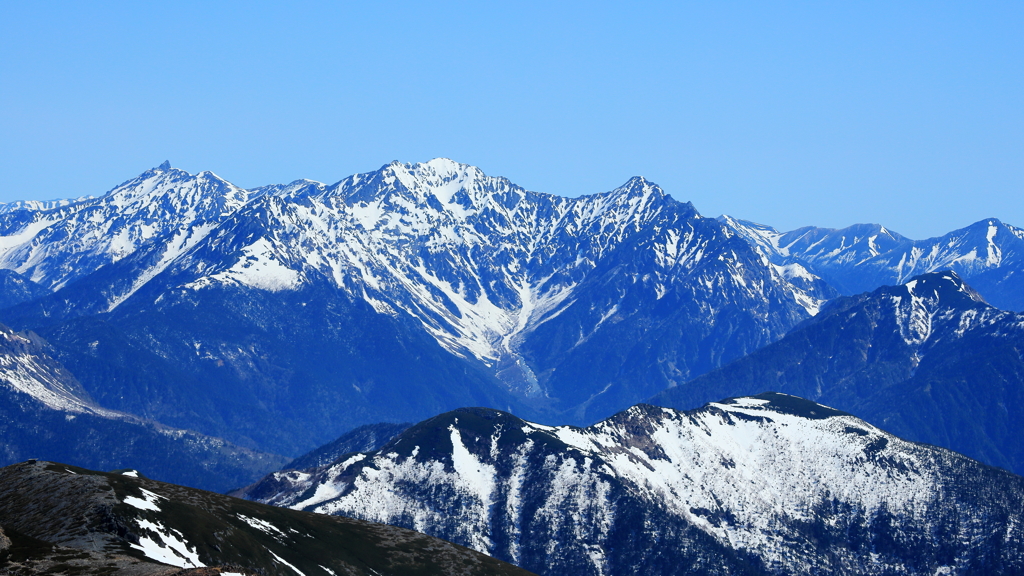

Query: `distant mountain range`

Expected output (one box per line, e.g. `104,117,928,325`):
0,158,1021,485
722,215,1024,311
240,394,1024,576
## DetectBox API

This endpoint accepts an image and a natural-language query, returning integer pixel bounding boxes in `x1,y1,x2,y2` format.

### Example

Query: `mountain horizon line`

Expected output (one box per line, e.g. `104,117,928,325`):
0,157,1013,240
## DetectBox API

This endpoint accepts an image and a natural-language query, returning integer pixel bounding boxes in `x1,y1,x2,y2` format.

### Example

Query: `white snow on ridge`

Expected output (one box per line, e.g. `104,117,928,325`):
0,330,118,417
123,488,165,512
274,398,964,573
190,237,301,292
0,164,257,290
237,514,286,538
129,518,204,569
290,455,366,510
0,218,57,261
107,223,219,311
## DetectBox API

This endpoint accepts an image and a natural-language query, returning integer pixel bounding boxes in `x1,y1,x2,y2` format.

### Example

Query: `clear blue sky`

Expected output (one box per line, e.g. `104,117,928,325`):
1,1,1020,239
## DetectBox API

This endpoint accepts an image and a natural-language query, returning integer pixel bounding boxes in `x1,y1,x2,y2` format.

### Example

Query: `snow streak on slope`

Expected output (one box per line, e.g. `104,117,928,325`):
882,272,1003,346
165,160,823,376
0,325,116,416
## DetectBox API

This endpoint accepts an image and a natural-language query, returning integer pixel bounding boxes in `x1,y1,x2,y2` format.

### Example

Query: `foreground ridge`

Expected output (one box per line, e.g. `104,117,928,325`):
0,459,535,576
243,393,1024,576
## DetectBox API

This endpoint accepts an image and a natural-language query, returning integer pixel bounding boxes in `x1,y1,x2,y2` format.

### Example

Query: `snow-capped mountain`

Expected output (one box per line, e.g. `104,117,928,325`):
0,322,287,491
0,160,824,454
651,271,1024,475
722,216,1024,310
242,394,1024,576
0,195,93,214
0,161,254,293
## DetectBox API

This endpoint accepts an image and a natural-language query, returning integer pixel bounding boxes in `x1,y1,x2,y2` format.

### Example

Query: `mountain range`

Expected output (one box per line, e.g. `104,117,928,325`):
0,158,1022,574
722,215,1024,311
0,159,1019,478
0,159,828,457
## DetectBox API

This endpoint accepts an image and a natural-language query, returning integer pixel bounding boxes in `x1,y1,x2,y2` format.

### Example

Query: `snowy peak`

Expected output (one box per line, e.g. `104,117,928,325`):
0,164,259,290
104,162,251,214
244,394,1024,575
879,271,993,346
897,270,986,306
331,158,513,213
725,215,1024,305
392,158,488,204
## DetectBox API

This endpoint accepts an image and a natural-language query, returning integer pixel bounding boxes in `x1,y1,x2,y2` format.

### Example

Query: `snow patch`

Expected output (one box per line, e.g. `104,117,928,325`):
129,518,204,568
123,488,164,512
237,514,286,538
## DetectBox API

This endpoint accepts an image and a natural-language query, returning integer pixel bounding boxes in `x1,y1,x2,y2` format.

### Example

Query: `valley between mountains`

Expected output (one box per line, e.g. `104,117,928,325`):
1,159,1023,575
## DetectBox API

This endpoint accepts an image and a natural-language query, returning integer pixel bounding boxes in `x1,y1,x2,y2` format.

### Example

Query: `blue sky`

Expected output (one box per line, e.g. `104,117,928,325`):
1,1,1020,239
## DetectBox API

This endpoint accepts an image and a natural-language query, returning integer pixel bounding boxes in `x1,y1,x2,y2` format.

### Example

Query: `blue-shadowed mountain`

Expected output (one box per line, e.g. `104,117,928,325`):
650,271,1024,476
0,270,49,310
0,323,287,492
241,395,1024,576
722,215,1024,311
0,160,824,455
283,422,410,472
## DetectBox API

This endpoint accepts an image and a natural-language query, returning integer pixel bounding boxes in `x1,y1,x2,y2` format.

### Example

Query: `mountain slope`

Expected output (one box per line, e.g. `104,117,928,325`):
650,271,1024,475
0,323,288,492
723,216,1024,310
0,270,50,310
242,395,1024,576
0,159,823,454
283,422,411,471
0,459,534,576
145,159,823,415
